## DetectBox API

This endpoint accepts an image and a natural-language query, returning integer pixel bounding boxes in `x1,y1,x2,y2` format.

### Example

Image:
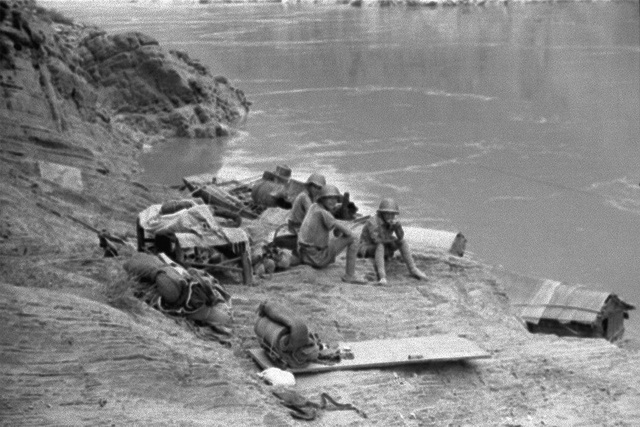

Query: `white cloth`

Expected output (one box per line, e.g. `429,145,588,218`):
139,204,220,237
257,367,296,387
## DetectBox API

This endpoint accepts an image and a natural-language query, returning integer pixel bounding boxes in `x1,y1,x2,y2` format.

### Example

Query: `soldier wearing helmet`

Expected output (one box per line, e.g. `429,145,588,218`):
358,198,427,285
297,184,367,284
287,173,326,235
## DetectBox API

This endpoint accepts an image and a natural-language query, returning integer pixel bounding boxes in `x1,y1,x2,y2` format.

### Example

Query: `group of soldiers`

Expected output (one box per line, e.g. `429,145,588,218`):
287,173,428,285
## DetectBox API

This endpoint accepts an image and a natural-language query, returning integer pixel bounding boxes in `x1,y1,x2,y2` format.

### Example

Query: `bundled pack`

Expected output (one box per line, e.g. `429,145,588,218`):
254,301,320,368
124,252,233,335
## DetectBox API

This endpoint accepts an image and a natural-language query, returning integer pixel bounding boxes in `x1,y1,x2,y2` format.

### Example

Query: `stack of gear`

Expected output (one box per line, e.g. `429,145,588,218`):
138,199,241,251
270,223,298,254
253,240,292,278
136,199,252,284
124,252,233,338
254,301,321,369
332,191,359,221
250,166,306,210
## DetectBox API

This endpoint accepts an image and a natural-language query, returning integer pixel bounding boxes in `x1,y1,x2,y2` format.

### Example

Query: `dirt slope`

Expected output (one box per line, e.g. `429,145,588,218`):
2,251,640,426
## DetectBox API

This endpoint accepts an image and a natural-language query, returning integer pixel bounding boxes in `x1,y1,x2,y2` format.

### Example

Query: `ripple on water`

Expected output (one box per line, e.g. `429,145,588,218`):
590,177,640,216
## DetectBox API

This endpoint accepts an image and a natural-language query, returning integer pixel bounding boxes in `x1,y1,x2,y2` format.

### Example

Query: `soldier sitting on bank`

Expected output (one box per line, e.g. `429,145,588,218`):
297,185,367,284
288,172,326,235
358,198,428,285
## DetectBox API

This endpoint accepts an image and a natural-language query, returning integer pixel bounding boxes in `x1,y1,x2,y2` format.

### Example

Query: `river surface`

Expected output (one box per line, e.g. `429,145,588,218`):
44,1,640,335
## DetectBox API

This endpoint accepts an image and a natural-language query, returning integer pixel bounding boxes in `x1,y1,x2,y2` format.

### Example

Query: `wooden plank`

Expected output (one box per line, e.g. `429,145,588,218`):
249,334,490,374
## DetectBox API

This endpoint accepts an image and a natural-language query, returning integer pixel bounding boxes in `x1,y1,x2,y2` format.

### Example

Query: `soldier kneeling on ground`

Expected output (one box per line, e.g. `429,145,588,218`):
358,198,427,286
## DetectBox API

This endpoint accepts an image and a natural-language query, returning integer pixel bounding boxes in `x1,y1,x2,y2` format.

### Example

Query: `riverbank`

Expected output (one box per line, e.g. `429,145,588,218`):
1,2,639,425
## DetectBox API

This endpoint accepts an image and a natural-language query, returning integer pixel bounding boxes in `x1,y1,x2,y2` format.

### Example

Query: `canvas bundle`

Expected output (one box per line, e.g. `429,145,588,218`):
254,301,320,368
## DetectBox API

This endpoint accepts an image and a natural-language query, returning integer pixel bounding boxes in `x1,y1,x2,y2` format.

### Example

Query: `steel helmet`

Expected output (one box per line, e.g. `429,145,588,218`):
377,198,399,214
317,184,342,201
306,173,326,188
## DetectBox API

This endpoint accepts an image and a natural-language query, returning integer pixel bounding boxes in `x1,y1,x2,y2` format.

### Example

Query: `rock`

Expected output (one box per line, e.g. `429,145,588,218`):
1,1,249,143
193,126,217,139
47,57,98,121
38,161,83,192
75,30,248,138
216,123,230,137
193,104,210,123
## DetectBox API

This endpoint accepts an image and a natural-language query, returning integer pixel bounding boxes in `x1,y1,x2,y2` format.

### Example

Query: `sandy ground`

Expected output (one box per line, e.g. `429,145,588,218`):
2,235,640,426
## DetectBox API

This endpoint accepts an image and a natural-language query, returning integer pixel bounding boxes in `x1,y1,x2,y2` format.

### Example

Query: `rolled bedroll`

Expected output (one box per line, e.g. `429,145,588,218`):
254,301,320,368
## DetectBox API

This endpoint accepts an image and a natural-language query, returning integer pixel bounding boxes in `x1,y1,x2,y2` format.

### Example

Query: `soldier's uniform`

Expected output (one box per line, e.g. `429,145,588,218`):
297,202,339,267
296,185,366,284
288,191,313,234
287,172,326,235
358,198,427,284
358,214,403,259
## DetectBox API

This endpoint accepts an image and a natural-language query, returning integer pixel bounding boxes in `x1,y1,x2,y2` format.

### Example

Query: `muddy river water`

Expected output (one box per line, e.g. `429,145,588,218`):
45,1,640,335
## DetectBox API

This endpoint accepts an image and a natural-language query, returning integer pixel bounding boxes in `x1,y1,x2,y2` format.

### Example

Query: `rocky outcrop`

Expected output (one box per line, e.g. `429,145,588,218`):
0,0,250,143
76,30,250,138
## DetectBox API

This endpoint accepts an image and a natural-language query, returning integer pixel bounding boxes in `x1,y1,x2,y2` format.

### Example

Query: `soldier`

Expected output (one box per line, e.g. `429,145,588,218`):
359,198,427,285
287,172,326,235
297,185,367,284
